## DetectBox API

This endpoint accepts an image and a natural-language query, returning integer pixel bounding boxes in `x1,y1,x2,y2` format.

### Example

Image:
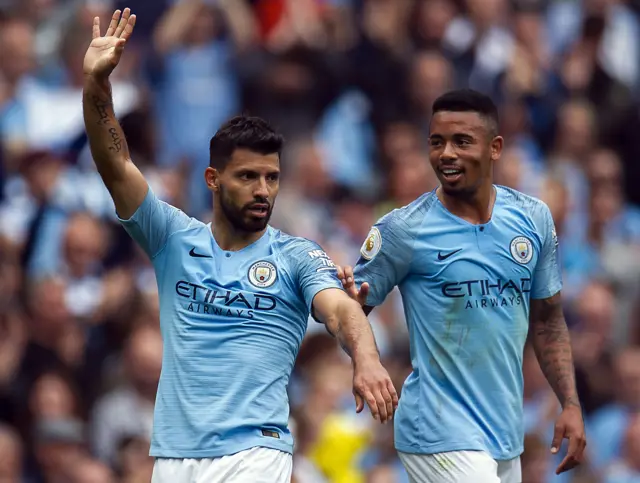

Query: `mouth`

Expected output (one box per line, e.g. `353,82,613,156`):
439,166,464,183
246,204,269,218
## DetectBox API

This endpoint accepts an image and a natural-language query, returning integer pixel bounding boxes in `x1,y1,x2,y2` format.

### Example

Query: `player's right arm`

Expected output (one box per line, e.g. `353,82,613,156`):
339,212,414,313
82,8,146,220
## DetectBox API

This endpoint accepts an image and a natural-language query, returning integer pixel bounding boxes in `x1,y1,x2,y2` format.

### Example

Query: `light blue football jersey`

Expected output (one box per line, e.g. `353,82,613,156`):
354,186,562,460
119,186,342,458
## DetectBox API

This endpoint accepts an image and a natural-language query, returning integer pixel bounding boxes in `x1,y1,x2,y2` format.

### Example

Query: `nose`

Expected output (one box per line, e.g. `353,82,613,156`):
253,177,269,198
440,142,458,162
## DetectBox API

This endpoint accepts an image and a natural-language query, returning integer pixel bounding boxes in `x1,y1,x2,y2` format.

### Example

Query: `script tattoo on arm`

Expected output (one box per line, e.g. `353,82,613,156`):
90,92,124,153
92,95,111,126
530,293,580,409
107,127,122,152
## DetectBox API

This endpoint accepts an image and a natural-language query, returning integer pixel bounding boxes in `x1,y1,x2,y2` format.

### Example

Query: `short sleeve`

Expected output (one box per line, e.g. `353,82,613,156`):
287,239,343,311
354,212,414,307
531,203,563,299
118,186,193,259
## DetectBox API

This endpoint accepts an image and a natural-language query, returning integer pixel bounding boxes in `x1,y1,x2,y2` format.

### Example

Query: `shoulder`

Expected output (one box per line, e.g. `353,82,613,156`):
270,228,322,253
375,191,438,234
360,192,436,262
497,185,552,225
269,228,329,267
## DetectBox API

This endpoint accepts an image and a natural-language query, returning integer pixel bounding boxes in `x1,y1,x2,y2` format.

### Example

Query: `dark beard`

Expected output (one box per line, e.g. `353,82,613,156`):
219,184,273,233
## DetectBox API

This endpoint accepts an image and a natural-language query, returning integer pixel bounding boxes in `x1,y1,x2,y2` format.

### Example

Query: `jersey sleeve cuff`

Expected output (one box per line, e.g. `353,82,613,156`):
308,283,343,321
530,283,562,300
116,184,153,225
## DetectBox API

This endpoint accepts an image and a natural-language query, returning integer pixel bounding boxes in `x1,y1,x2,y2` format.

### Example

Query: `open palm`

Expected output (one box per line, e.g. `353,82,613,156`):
83,8,136,79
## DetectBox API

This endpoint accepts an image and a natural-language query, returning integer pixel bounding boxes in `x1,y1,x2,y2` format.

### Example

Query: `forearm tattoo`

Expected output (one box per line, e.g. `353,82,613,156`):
90,93,125,154
92,95,112,126
531,294,580,409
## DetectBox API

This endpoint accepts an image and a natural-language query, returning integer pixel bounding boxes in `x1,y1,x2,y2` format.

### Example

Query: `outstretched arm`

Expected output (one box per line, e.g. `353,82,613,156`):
530,292,586,474
82,8,148,219
313,288,398,423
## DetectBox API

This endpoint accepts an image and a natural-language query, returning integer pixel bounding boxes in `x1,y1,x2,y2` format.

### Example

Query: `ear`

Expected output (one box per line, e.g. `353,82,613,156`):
490,136,504,162
204,167,220,193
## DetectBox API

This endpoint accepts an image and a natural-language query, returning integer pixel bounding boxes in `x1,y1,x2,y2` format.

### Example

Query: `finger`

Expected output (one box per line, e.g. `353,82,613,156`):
344,265,354,284
556,455,579,475
354,393,364,413
106,10,121,37
336,266,345,282
120,13,136,41
550,424,564,454
556,434,580,474
382,386,394,423
373,391,388,423
113,8,130,38
388,379,399,409
112,39,126,59
92,16,101,39
364,391,379,421
358,282,370,305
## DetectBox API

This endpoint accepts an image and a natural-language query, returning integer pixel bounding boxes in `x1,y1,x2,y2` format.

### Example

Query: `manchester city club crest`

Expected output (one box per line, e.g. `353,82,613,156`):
248,261,277,288
510,236,533,264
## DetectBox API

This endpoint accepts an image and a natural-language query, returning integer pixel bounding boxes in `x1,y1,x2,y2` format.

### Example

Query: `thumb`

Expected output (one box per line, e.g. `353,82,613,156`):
551,423,564,454
358,282,370,305
114,39,126,53
354,393,364,413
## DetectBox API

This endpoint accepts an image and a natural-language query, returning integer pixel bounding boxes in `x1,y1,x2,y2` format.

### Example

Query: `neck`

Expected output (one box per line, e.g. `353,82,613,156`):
438,183,495,224
212,207,267,251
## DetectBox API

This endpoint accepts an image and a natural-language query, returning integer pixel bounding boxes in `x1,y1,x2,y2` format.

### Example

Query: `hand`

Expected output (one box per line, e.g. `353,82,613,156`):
336,265,369,306
352,356,398,424
84,8,137,80
551,405,586,474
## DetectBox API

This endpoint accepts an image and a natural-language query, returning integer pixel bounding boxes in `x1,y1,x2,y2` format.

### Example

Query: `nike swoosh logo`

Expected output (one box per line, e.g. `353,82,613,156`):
438,249,462,261
189,247,212,258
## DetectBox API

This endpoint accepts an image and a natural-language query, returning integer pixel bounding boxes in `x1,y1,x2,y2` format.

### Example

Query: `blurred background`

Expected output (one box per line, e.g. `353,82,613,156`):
0,0,639,481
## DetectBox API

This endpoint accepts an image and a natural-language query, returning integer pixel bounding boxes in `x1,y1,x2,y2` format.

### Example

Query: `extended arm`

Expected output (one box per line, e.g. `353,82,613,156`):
82,9,148,219
529,292,579,409
313,288,379,361
313,288,398,423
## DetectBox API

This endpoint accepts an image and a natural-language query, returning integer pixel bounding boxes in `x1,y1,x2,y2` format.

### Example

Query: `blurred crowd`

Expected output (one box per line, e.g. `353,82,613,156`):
0,0,640,482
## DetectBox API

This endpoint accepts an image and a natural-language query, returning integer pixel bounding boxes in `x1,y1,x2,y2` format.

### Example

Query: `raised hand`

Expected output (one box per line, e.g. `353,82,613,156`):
336,265,369,307
83,8,136,80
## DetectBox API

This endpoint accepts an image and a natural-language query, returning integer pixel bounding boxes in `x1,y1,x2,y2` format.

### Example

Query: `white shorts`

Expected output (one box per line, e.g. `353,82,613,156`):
398,450,521,483
151,447,292,483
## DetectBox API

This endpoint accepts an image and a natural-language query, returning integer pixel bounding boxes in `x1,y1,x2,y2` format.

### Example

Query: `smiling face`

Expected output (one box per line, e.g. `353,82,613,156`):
428,110,503,197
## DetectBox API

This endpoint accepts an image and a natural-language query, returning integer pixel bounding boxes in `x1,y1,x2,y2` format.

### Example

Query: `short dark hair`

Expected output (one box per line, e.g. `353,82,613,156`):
432,89,499,136
209,115,284,169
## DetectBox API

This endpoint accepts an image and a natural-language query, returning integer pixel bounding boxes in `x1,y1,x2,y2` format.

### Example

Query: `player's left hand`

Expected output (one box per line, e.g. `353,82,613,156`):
352,356,398,424
551,405,586,474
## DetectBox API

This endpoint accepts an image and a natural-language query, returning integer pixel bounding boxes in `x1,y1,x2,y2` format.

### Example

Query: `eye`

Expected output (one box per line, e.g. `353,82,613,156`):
267,173,279,182
429,138,442,147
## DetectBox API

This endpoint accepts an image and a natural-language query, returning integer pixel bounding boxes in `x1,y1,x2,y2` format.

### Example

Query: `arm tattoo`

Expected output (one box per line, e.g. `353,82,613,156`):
107,127,122,153
530,293,580,409
92,95,112,126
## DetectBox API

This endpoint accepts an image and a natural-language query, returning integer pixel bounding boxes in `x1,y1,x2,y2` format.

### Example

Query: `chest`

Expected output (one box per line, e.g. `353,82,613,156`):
411,216,541,293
